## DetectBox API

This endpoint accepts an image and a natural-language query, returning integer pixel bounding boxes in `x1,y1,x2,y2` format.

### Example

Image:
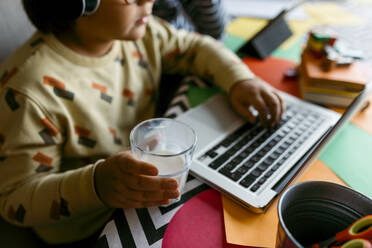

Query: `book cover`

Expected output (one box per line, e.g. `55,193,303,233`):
301,51,368,91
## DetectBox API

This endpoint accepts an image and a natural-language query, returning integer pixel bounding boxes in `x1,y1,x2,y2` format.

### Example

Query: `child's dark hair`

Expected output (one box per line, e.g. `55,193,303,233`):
22,0,82,34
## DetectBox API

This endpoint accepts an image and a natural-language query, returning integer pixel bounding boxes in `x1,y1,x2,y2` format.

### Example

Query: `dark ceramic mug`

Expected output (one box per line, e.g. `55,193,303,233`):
276,181,372,248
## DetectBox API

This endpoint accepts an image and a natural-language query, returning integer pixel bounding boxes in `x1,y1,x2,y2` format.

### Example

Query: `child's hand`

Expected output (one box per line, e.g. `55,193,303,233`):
229,78,284,127
94,150,179,208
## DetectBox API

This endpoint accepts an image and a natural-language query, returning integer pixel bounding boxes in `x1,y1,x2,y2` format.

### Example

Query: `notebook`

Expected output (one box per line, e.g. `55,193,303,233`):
176,83,372,213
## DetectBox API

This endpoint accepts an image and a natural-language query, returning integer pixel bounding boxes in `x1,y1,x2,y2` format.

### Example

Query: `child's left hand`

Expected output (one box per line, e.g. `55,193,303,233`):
229,78,285,127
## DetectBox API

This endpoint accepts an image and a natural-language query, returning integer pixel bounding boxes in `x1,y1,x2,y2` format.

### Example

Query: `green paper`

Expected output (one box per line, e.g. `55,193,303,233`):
319,123,372,198
223,34,247,52
187,84,221,108
271,36,305,63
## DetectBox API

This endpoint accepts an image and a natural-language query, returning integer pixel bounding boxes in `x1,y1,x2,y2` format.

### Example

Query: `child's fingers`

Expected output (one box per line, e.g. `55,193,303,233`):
262,90,282,126
230,99,256,123
116,153,158,176
122,174,178,191
249,95,270,125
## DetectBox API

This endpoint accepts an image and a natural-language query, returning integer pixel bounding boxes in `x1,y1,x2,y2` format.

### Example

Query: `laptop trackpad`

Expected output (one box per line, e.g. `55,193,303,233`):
176,94,244,153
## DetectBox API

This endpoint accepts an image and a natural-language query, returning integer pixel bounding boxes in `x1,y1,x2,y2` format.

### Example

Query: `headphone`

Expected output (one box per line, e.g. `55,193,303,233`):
80,0,101,16
38,0,101,20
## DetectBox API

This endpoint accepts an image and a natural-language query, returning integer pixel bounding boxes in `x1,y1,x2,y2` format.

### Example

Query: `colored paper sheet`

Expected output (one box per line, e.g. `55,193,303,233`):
226,18,267,41
163,188,248,248
187,84,221,108
303,2,365,26
223,33,246,53
223,159,345,247
280,21,313,50
271,36,304,62
319,123,372,198
163,189,226,248
242,57,301,98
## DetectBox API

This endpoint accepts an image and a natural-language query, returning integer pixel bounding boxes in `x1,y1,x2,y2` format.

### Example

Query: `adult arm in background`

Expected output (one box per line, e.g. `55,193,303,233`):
179,0,228,40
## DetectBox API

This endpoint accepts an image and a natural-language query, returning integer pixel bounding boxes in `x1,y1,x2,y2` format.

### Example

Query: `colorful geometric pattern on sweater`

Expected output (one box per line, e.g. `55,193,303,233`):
5,89,20,111
0,67,18,87
132,50,149,69
115,56,125,66
74,125,97,148
50,198,71,220
92,82,113,104
166,48,186,62
43,76,74,101
109,128,122,145
133,43,157,104
39,118,59,145
7,204,26,223
33,152,53,172
123,89,136,106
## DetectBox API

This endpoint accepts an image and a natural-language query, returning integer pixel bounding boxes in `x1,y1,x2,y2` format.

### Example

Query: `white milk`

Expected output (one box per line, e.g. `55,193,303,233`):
141,150,185,175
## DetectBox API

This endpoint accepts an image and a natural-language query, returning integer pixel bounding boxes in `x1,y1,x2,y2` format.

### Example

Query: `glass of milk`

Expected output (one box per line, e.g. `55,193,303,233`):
130,118,197,205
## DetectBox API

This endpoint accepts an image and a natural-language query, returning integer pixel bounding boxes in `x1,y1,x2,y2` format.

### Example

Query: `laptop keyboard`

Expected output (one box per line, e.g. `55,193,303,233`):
200,105,325,193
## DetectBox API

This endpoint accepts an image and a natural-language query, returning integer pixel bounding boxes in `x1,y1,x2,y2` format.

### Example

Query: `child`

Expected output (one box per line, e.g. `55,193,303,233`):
153,0,227,40
0,0,284,245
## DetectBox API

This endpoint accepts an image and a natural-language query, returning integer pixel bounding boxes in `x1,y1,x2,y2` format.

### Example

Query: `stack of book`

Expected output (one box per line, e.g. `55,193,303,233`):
299,31,368,108
300,50,368,107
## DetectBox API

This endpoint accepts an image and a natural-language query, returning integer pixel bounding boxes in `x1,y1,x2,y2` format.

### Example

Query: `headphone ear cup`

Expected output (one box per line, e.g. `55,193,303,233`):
48,0,85,20
83,0,101,16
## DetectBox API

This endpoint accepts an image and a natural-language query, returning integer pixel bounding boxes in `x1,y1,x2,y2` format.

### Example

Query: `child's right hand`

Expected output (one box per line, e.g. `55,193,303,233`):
94,150,180,208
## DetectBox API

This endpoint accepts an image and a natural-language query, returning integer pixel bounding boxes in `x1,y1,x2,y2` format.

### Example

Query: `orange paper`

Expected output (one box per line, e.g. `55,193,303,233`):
222,159,345,248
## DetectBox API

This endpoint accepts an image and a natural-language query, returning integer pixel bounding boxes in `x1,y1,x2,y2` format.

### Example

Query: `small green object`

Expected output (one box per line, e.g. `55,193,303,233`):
311,32,332,42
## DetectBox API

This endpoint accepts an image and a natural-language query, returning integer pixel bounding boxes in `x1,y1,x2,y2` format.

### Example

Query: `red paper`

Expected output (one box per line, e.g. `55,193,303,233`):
163,189,249,248
243,57,301,98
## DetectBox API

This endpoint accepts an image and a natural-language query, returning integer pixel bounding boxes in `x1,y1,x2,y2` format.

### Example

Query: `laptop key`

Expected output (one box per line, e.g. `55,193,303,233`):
222,171,242,182
250,183,261,192
209,154,230,169
206,150,218,158
243,160,254,169
251,168,262,177
258,177,266,184
222,162,239,171
239,175,256,188
258,163,269,171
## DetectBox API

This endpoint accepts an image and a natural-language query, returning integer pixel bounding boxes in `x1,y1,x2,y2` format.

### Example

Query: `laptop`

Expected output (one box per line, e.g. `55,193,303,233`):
176,83,372,213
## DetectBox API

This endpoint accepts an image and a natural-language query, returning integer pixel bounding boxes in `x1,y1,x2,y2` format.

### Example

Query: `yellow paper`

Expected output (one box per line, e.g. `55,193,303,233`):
303,2,364,26
226,18,267,40
222,159,345,248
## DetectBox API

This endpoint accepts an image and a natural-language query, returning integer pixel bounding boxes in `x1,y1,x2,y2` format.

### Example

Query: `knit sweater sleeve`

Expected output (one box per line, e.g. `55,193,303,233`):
0,89,105,229
149,17,256,93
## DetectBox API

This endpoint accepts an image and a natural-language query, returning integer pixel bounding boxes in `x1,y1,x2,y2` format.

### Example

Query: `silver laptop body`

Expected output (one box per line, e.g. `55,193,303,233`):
176,84,371,213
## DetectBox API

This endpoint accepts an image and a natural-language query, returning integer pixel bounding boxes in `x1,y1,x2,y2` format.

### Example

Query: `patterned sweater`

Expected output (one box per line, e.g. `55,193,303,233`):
0,17,254,244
